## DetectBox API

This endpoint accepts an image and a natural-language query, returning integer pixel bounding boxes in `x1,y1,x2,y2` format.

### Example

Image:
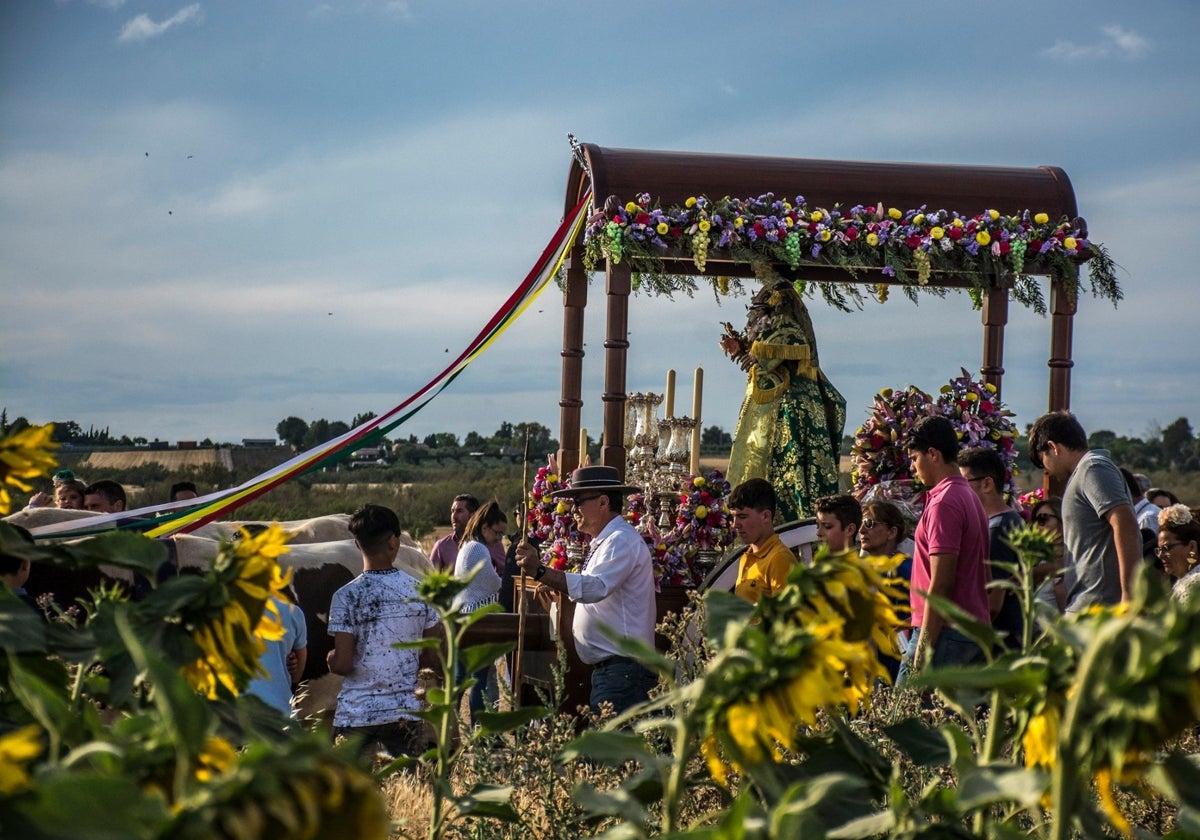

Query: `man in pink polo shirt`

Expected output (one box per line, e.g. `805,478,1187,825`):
898,415,991,685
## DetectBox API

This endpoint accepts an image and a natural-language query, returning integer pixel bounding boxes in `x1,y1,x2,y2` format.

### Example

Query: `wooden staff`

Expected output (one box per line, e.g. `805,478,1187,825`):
512,427,532,707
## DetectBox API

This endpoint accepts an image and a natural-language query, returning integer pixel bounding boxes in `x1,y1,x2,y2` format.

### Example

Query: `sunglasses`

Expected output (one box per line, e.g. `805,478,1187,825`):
1156,542,1184,557
571,494,603,507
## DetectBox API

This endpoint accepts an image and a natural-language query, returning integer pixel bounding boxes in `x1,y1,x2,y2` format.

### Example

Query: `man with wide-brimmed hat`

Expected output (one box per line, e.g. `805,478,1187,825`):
516,465,657,717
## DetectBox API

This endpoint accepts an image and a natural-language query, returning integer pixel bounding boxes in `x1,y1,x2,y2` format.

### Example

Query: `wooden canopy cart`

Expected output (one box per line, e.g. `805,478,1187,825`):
553,143,1096,477
499,143,1107,714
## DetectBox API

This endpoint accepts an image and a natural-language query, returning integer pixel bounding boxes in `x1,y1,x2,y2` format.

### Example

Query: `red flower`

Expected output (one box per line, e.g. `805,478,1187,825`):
807,222,819,234
753,221,767,237
998,241,1011,255
635,212,651,226
905,233,922,249
845,226,859,242
948,226,964,241
1029,239,1043,252
670,226,682,238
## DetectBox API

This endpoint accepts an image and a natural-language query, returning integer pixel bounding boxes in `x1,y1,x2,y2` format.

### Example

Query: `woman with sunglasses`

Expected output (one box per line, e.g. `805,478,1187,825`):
1029,497,1067,613
858,499,914,683
452,500,508,725
1156,504,1200,600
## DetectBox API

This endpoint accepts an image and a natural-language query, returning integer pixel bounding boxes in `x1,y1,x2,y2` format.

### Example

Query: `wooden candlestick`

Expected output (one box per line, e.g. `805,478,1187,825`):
579,427,588,464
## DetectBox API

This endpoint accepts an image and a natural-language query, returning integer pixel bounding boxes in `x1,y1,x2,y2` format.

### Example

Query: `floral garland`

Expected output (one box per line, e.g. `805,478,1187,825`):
524,456,590,571
850,370,1019,502
581,192,1119,312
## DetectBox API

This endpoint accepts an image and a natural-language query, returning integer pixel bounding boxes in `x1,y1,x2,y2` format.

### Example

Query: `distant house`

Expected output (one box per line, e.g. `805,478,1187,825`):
241,438,278,448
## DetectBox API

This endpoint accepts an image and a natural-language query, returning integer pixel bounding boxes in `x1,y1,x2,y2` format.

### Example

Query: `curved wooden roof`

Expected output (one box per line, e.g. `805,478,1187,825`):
564,144,1079,225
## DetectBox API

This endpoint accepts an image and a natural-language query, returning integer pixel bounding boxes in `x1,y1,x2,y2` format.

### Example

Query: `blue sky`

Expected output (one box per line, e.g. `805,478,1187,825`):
2,1,1197,452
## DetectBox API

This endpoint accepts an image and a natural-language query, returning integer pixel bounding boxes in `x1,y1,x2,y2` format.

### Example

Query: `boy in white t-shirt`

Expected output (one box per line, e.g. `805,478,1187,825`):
327,504,439,761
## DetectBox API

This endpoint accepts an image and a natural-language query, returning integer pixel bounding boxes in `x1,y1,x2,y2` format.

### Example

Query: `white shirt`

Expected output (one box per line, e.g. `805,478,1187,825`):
328,570,438,727
564,514,656,664
1133,498,1161,534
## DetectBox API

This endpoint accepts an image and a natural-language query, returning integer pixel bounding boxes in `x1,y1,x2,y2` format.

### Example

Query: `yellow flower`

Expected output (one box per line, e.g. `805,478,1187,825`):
726,701,766,763
988,209,1000,220
685,196,697,208
866,232,879,247
1023,706,1059,770
818,230,831,242
184,525,293,698
975,230,991,246
913,213,925,225
555,500,570,515
734,217,744,228
1034,212,1049,224
693,476,707,488
195,735,237,782
694,505,709,520
1095,767,1133,837
952,218,964,228
784,216,794,228
656,222,669,235
698,219,711,232
701,734,729,788
0,724,42,795
0,424,58,516
1064,236,1077,250
809,211,823,222
985,382,997,393
624,201,637,213
930,226,945,240
887,207,902,220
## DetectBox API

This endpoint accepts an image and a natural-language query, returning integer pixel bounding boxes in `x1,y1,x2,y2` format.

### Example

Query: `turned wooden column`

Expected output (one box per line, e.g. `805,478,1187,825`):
557,252,588,475
980,282,1009,400
601,259,631,474
1044,269,1078,496
1047,270,1077,414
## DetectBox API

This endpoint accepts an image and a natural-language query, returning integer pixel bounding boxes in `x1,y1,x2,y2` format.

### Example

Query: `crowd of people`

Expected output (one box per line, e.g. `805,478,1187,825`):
6,409,1195,765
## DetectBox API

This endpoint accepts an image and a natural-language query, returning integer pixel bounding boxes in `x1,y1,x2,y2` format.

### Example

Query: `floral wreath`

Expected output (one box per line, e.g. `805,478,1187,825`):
627,469,736,588
581,192,1118,313
851,369,1019,502
1160,503,1194,530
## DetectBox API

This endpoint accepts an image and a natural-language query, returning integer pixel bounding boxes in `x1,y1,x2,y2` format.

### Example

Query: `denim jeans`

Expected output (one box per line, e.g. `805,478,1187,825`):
896,627,984,687
588,657,657,717
455,659,493,726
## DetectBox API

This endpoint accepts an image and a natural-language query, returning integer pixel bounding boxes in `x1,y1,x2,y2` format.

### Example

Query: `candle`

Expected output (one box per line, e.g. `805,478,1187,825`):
579,427,588,464
664,369,676,418
690,367,703,475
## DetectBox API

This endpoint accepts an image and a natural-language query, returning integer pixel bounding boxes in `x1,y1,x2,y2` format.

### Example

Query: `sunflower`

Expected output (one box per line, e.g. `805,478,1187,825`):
182,525,292,699
0,423,58,515
0,724,43,795
702,547,910,779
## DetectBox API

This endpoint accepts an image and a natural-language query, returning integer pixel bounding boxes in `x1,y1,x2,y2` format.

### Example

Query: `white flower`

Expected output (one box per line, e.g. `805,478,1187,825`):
1160,503,1193,529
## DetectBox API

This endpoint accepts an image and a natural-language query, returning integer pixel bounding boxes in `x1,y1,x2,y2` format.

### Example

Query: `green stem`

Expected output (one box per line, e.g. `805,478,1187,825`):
1049,615,1126,840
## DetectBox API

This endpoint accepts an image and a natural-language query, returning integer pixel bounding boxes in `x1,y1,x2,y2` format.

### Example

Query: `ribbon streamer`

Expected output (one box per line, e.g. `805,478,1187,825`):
32,191,593,541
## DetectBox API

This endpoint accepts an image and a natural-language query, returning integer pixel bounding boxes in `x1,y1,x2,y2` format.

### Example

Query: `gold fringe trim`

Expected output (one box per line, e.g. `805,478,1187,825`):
750,340,811,363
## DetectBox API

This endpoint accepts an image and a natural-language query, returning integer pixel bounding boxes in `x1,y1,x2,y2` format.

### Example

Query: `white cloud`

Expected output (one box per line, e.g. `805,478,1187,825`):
85,0,127,9
118,3,202,43
1043,24,1150,61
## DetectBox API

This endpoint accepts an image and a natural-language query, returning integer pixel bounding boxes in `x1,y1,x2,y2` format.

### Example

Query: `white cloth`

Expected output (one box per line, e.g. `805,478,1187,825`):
563,515,656,665
452,539,502,613
328,569,438,727
1173,563,1200,601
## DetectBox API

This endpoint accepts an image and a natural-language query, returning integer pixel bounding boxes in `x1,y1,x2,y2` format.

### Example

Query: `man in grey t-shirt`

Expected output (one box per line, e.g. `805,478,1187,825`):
1028,412,1141,613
